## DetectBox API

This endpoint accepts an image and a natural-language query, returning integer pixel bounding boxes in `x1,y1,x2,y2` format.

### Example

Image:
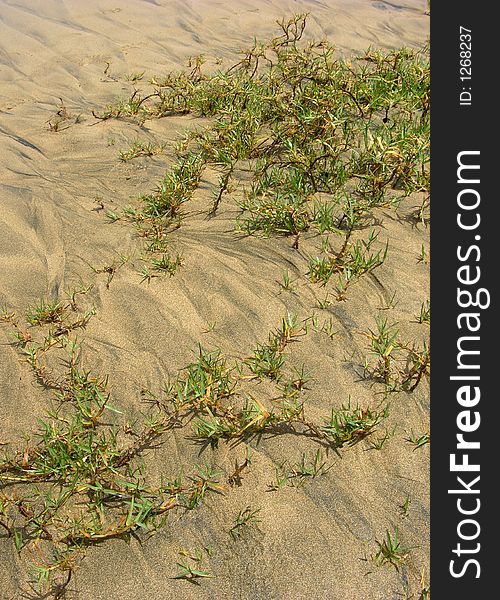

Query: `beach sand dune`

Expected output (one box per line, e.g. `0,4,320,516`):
1,2,429,598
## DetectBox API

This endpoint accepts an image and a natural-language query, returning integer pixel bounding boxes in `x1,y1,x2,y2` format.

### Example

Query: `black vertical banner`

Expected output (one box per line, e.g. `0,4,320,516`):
431,3,496,597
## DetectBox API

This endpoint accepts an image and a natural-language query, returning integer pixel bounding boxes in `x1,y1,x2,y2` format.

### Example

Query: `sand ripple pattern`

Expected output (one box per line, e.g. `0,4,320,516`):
0,2,428,598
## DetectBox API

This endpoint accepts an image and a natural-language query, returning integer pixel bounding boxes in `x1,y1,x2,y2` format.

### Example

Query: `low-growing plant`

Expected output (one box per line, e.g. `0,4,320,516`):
82,254,130,288
373,527,408,570
401,340,430,391
245,313,305,381
321,399,388,448
125,71,145,82
91,13,428,274
368,427,395,450
308,229,388,298
229,506,261,540
47,98,81,132
269,449,330,490
416,300,430,324
278,269,297,294
406,431,430,450
417,243,429,264
364,315,400,386
119,140,166,161
400,495,412,517
1,13,430,593
361,316,429,391
140,253,183,282
173,561,214,582
26,299,66,326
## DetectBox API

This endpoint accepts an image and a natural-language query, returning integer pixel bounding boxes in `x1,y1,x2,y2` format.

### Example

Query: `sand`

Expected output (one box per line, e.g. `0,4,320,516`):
0,1,429,598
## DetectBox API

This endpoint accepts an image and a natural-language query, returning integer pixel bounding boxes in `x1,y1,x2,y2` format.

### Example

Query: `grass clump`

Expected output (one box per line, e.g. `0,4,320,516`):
0,299,228,595
154,315,387,451
416,299,430,324
228,506,261,540
361,315,430,392
270,449,330,490
141,151,205,219
1,299,391,593
372,527,409,570
406,431,430,450
140,253,183,282
94,14,428,293
245,313,305,381
308,229,388,298
119,140,166,161
321,400,387,448
26,299,66,326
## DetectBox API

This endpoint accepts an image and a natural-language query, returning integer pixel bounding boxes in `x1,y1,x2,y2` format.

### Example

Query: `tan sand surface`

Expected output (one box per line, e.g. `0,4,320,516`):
1,1,429,598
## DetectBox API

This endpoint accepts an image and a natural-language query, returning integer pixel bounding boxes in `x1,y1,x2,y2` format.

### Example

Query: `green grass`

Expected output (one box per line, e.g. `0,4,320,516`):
406,431,430,450
416,300,430,324
278,269,298,294
372,527,409,570
0,13,429,595
119,140,166,161
400,495,412,517
26,299,66,326
0,300,229,593
92,13,428,293
228,506,261,540
368,427,395,451
1,288,406,593
270,449,330,490
363,315,400,386
321,400,388,448
245,313,305,381
308,229,388,298
173,548,214,582
361,316,430,392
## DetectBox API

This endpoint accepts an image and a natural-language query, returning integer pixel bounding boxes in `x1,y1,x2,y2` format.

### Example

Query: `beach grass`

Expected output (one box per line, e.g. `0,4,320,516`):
94,14,429,295
0,13,429,597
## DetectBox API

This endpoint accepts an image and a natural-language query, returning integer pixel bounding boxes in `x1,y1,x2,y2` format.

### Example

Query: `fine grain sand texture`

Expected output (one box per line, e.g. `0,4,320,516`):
1,1,429,599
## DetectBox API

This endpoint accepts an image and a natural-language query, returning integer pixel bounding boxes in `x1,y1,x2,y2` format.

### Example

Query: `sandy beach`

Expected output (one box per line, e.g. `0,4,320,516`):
1,1,429,598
